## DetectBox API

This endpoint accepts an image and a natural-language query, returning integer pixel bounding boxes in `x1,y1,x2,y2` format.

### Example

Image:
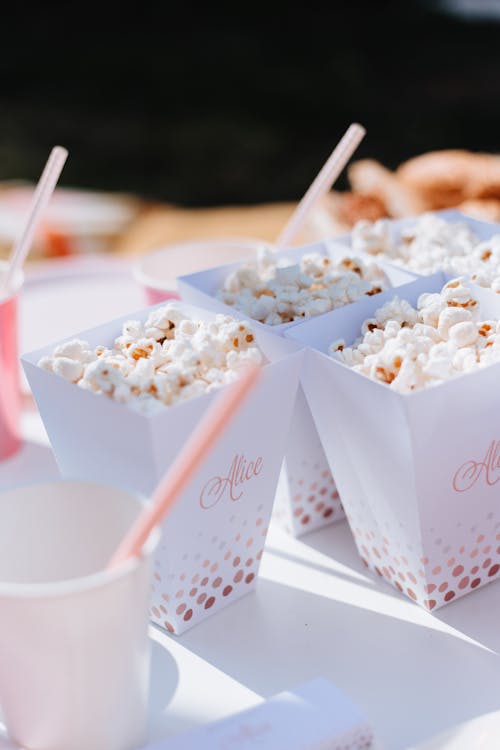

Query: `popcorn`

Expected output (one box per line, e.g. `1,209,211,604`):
53,339,95,363
51,357,84,383
334,278,500,393
39,303,263,413
352,219,392,256
352,214,500,293
217,246,389,325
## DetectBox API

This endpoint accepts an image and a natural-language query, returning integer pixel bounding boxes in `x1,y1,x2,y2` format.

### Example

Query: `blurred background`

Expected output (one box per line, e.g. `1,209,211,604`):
2,0,500,206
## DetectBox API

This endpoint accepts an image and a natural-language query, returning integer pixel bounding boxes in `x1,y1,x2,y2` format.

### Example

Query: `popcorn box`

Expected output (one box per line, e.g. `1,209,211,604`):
22,303,303,634
333,209,500,274
286,272,500,610
178,241,415,537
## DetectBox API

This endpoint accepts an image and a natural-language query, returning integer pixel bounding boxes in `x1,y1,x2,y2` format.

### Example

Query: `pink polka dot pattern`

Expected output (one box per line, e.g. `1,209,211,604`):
273,457,345,537
350,511,500,611
149,496,269,635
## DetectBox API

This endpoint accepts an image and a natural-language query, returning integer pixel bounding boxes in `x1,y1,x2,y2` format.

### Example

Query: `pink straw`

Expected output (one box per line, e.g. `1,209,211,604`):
277,123,366,248
107,363,261,570
3,146,68,294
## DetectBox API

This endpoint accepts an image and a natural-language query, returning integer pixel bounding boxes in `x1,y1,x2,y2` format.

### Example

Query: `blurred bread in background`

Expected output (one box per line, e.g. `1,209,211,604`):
353,150,500,219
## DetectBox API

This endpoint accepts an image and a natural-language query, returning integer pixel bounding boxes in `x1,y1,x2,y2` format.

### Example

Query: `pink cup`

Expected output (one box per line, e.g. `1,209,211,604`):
133,237,271,305
0,264,22,460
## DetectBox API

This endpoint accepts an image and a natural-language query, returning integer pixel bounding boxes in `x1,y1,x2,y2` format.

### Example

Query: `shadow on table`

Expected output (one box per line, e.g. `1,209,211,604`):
270,520,405,602
303,520,500,658
177,577,500,750
0,440,59,490
433,576,500,656
149,638,179,717
147,635,211,742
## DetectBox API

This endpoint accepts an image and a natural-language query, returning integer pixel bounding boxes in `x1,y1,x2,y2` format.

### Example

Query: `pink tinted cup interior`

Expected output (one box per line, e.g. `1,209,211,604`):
0,264,22,461
134,237,271,305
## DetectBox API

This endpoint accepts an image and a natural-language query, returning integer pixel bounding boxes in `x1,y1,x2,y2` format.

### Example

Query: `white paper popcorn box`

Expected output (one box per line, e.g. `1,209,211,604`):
22,302,303,634
333,209,500,270
178,240,415,537
287,271,500,610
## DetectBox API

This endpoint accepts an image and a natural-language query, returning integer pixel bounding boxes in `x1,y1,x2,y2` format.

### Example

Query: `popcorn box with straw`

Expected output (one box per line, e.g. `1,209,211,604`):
22,302,302,634
286,272,500,610
178,241,415,537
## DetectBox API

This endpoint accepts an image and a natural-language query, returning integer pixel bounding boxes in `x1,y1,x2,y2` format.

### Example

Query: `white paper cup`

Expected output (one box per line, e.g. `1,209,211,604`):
287,272,500,610
0,479,159,750
134,238,270,305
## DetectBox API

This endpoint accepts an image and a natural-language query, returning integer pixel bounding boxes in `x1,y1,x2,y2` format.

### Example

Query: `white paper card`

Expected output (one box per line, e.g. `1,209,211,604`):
142,678,373,750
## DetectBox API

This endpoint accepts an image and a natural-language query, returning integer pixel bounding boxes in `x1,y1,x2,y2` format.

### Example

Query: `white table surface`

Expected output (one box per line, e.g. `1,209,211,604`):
1,409,500,750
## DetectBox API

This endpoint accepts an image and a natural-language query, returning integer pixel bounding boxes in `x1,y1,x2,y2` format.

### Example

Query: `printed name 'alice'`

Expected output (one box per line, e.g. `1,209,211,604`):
453,440,500,492
200,454,263,509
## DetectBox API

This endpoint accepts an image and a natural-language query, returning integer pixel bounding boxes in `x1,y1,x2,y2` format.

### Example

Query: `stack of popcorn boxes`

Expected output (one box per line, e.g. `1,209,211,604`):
178,241,415,536
23,302,303,634
286,210,500,609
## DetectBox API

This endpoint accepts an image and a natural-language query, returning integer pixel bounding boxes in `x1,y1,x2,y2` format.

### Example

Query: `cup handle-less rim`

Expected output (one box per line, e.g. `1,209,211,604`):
0,478,161,600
